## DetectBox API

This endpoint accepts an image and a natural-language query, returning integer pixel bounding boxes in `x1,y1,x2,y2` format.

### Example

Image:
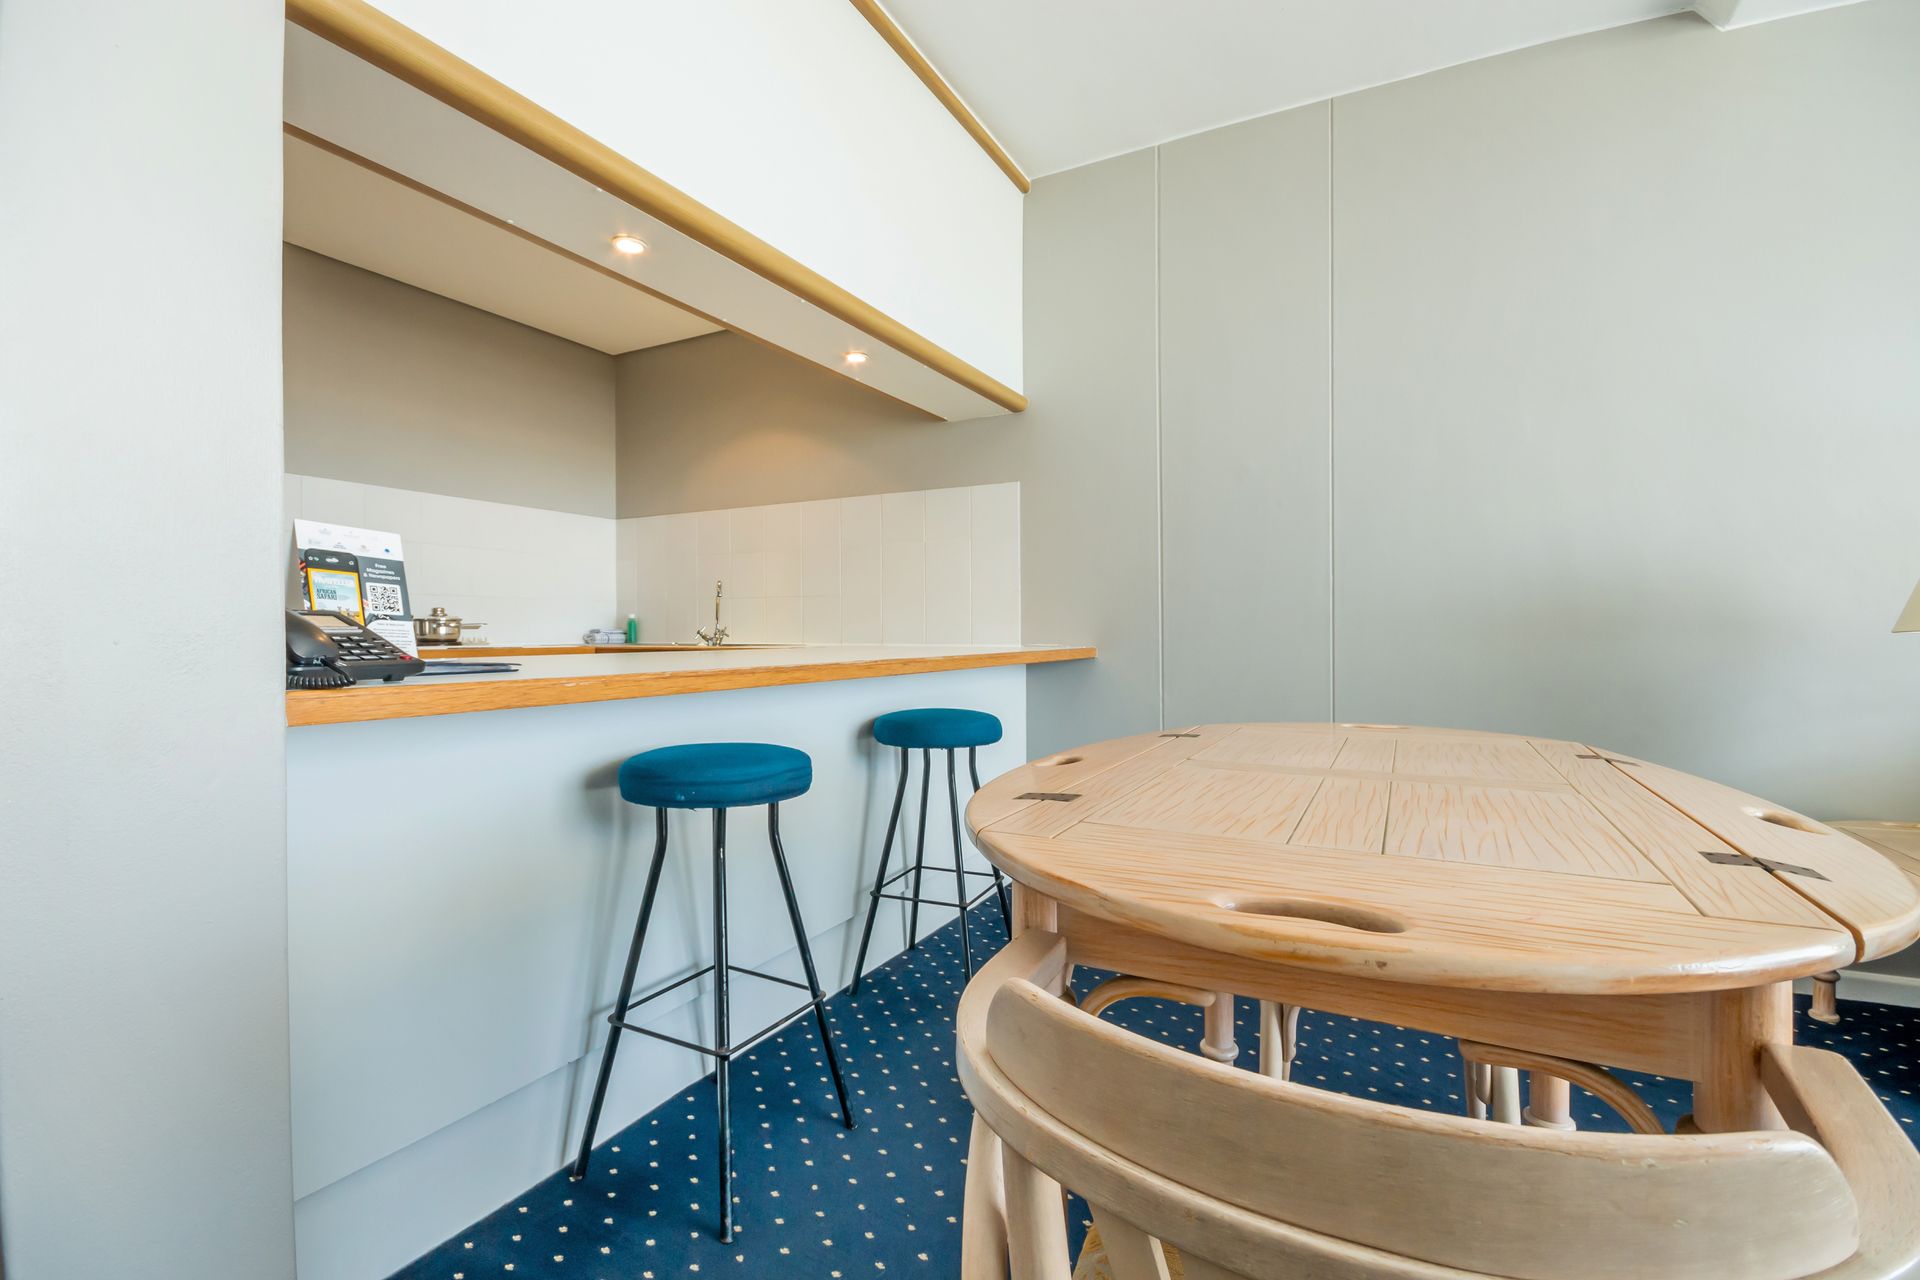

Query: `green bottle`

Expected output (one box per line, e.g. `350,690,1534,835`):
625,614,639,644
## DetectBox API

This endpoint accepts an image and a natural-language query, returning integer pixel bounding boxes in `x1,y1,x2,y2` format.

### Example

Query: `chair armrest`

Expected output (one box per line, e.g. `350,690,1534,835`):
1762,1043,1920,1279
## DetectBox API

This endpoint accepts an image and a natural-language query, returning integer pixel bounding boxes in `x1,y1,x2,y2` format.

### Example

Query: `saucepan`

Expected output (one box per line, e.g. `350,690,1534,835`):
413,606,487,645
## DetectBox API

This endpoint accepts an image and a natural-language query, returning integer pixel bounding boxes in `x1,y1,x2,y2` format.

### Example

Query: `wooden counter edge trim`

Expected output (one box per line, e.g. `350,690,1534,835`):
285,0,1028,415
845,0,1030,193
286,647,1096,726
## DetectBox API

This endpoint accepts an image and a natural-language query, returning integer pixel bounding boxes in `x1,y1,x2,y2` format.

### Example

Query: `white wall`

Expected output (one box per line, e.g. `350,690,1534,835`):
0,0,296,1275
366,0,1024,391
618,483,1022,646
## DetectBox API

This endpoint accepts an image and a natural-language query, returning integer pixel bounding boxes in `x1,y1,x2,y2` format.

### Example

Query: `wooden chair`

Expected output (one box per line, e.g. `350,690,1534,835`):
959,930,1920,1280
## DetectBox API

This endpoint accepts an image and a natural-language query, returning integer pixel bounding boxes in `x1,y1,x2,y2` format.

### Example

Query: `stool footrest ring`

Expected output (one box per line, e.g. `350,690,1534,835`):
610,959,835,1062
871,881,1003,912
614,962,816,1020
612,1003,827,1062
875,863,1000,892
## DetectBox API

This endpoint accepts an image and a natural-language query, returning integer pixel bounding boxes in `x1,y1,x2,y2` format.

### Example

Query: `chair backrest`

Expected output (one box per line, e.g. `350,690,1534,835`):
957,932,1919,1280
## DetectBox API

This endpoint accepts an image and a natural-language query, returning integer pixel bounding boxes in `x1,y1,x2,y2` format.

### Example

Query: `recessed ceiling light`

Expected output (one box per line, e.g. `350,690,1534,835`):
610,234,647,256
844,350,869,366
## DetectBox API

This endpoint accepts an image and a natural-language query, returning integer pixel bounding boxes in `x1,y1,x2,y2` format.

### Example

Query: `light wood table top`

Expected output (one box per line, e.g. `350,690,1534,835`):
1833,821,1920,886
968,723,1920,996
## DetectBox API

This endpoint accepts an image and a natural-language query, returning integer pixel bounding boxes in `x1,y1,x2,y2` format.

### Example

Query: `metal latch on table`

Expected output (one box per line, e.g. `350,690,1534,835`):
1698,850,1829,881
1017,792,1081,802
1160,732,1201,738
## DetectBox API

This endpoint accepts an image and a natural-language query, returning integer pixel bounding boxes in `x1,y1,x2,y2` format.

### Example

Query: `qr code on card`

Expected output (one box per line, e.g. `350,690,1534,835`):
364,582,405,617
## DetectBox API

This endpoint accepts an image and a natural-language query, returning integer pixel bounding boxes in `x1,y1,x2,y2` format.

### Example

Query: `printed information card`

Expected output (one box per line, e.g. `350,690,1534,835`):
292,519,420,657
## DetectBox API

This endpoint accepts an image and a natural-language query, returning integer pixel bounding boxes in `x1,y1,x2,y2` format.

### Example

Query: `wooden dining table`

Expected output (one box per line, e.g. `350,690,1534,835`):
964,722,1920,1136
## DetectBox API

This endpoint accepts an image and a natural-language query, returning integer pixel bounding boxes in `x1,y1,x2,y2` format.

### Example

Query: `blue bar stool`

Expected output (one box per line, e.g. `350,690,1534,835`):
569,742,854,1242
849,708,1013,995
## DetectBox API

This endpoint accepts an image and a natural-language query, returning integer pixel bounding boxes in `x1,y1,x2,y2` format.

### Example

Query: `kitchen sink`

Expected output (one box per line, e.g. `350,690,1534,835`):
418,642,798,657
612,643,793,651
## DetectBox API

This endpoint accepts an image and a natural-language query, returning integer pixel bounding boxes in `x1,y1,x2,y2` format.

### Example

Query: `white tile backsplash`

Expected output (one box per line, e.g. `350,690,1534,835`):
971,481,1020,544
696,509,730,556
839,535,884,644
801,595,840,645
800,500,840,597
287,475,617,644
924,486,972,540
924,538,972,642
881,489,924,543
617,484,1020,645
763,595,803,645
290,477,1022,647
880,539,927,644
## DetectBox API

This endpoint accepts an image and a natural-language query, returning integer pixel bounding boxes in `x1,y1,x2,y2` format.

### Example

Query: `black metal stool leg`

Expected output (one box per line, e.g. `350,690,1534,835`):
572,807,670,1181
970,747,1012,931
905,749,931,950
849,747,909,998
945,749,975,979
711,807,734,1243
768,804,856,1129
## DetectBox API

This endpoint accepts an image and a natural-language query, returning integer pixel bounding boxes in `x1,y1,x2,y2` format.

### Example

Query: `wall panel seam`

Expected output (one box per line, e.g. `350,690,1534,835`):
1154,144,1167,731
1327,98,1338,724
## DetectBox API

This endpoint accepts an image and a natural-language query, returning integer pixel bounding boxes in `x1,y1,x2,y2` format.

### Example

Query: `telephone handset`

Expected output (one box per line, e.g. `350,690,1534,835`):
287,610,426,689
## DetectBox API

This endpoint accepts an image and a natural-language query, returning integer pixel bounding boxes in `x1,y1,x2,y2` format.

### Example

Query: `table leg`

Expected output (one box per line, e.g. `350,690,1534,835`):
1693,983,1790,1132
1010,882,1057,938
1201,993,1239,1063
1490,1067,1523,1125
1809,971,1841,1025
1464,1058,1492,1120
1524,1074,1575,1131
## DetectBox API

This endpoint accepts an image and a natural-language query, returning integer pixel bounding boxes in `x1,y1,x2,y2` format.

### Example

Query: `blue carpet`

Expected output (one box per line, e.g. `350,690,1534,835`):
392,905,1920,1279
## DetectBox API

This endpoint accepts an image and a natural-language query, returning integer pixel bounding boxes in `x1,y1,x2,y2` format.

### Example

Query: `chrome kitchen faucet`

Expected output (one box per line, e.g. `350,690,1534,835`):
695,580,729,646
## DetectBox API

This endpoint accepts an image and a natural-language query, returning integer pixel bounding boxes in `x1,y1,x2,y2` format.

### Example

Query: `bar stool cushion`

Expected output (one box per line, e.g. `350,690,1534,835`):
618,742,812,810
872,708,1004,750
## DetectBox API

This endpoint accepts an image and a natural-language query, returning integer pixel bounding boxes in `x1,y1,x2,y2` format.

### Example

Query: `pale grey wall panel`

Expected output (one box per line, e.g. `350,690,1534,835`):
0,0,296,1272
1159,106,1333,728
1016,149,1166,753
1330,4,1920,828
285,245,618,516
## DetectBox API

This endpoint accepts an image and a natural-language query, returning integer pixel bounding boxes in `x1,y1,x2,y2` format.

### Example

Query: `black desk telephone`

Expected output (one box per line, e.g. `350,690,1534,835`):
286,610,426,689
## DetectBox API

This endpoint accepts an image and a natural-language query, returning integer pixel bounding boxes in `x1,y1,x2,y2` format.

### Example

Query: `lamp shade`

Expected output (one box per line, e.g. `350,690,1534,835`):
1895,580,1920,633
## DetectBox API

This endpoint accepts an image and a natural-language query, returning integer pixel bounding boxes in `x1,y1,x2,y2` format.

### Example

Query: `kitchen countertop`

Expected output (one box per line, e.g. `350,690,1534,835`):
416,644,761,656
286,643,1095,727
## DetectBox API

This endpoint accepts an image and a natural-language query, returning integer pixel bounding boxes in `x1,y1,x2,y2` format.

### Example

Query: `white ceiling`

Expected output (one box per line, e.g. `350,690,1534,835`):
283,132,718,356
881,0,1709,177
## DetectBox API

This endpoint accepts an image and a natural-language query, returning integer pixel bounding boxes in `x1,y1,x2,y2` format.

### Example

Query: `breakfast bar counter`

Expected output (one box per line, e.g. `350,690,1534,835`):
285,639,1091,1276
285,643,1095,725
